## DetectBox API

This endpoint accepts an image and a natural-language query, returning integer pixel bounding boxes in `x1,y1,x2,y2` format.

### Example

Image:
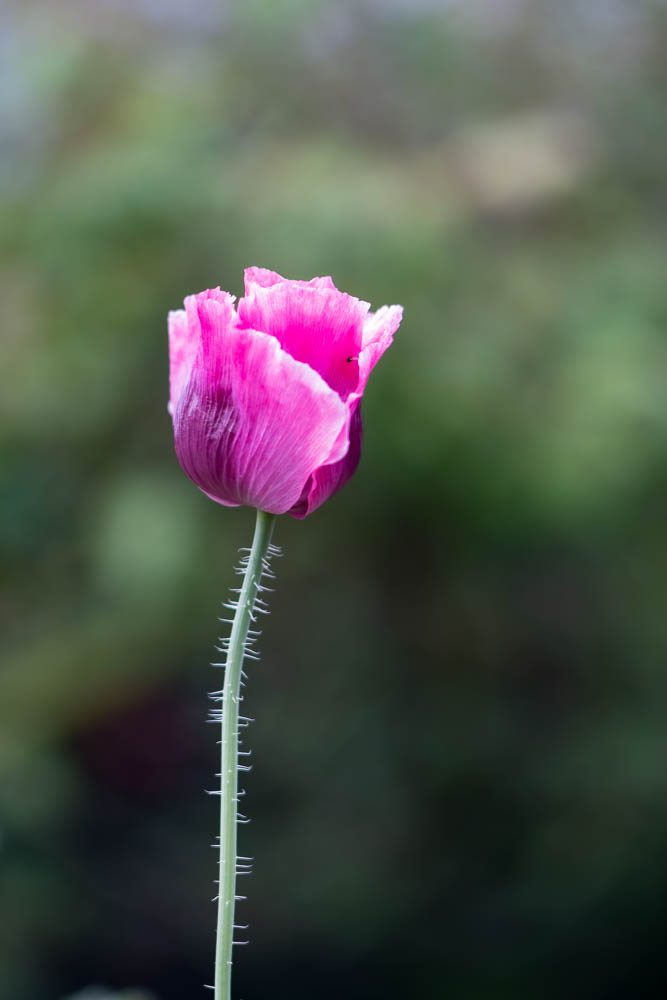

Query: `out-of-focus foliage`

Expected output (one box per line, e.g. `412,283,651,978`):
1,1,667,998
63,991,156,1000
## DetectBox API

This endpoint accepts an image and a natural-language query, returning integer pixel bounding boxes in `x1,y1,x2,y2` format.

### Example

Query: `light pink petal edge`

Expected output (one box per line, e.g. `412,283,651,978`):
168,310,192,416
244,267,336,294
168,287,236,416
358,304,403,392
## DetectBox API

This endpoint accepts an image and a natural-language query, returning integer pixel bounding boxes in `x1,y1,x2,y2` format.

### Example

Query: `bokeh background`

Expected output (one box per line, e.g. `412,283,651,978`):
2,1,667,998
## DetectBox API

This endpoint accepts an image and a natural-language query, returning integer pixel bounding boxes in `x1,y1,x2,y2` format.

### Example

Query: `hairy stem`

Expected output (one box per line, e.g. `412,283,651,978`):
214,509,276,1000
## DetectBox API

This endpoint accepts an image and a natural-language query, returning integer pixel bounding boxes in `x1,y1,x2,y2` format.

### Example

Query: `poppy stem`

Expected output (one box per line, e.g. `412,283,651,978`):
214,508,276,1000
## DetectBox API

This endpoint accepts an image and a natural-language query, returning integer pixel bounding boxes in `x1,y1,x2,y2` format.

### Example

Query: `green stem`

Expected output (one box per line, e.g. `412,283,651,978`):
215,508,276,1000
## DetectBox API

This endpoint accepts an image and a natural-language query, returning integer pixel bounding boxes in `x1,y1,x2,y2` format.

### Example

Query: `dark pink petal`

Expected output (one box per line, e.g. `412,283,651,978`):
289,401,363,519
173,292,349,515
238,278,369,399
288,304,402,516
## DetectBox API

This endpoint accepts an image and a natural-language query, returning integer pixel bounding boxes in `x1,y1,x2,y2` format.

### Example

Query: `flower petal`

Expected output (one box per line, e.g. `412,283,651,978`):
244,267,336,292
168,287,236,416
289,305,402,516
173,292,349,514
238,277,369,399
358,304,403,393
289,400,363,519
168,310,194,416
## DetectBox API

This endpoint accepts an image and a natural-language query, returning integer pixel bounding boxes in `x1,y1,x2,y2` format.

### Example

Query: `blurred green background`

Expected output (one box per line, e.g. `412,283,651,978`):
2,1,667,997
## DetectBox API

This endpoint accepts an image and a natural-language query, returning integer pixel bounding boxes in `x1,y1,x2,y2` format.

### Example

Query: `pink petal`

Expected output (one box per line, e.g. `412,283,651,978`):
173,292,350,515
168,288,236,415
289,401,363,518
238,278,370,399
288,304,402,516
168,310,194,416
358,304,403,393
244,267,336,293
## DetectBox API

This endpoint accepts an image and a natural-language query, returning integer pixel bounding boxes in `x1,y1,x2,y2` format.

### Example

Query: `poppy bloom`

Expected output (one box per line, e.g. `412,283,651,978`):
168,267,402,517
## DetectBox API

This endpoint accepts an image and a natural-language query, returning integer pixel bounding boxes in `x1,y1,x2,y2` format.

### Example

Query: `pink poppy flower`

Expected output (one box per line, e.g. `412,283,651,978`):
168,267,402,517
